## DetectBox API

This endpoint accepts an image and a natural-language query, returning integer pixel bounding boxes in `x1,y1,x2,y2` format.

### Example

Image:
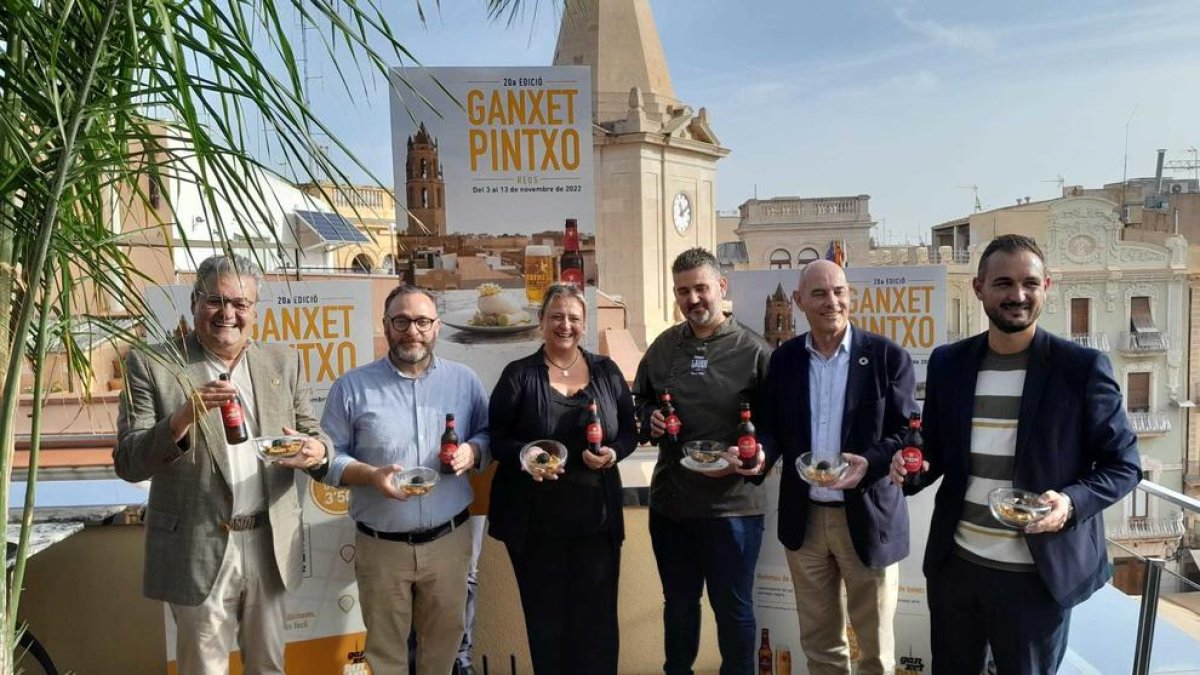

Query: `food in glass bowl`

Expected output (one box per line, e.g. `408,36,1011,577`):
796,452,849,487
988,487,1051,528
253,435,306,464
395,467,440,497
520,440,568,477
680,440,729,472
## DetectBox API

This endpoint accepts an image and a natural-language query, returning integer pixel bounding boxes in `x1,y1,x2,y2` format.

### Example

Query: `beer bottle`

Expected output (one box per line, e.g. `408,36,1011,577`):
586,399,604,455
900,413,925,488
560,218,584,288
737,402,758,470
660,389,681,444
758,627,773,675
440,413,458,475
218,373,249,445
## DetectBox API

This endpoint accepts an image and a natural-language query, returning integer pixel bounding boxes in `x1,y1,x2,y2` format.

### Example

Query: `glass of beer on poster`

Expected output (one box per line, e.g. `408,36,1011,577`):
524,244,555,306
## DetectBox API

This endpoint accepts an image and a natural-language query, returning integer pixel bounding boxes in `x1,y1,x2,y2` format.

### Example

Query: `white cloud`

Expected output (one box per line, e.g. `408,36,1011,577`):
890,69,940,91
893,7,997,53
736,80,792,107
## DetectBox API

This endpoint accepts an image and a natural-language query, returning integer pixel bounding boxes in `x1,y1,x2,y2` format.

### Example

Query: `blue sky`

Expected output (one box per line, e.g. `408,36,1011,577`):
283,0,1200,242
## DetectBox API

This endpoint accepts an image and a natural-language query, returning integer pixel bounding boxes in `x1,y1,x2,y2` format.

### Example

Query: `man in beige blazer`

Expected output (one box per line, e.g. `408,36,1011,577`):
115,254,330,675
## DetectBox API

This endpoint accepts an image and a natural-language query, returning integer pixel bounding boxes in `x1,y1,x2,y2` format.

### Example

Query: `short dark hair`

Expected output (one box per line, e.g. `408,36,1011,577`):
383,285,437,315
671,247,722,278
977,235,1046,279
538,283,587,321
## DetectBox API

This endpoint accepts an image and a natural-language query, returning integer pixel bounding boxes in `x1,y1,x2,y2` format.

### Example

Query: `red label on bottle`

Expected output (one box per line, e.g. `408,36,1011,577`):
221,403,243,427
587,422,602,444
901,447,923,472
440,442,457,462
562,267,584,287
737,435,757,458
665,414,681,436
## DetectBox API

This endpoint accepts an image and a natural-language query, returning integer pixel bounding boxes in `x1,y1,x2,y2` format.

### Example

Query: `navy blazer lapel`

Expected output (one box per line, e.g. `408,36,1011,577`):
841,328,868,447
957,334,989,461
796,337,813,451
1014,329,1051,467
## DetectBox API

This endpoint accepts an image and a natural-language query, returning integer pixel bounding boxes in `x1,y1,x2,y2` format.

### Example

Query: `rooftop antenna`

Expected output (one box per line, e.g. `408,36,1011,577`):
958,184,982,212
1121,103,1139,217
1038,174,1066,196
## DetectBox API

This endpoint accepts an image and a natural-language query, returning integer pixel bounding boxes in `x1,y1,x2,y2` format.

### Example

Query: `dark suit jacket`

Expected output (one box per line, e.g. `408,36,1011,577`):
759,327,918,569
915,328,1141,608
487,348,637,554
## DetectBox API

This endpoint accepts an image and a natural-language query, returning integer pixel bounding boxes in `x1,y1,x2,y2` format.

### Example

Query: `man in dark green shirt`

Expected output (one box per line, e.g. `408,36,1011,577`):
633,247,771,675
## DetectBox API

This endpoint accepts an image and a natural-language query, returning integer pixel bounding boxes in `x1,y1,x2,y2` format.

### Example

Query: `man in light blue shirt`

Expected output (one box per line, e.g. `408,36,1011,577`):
321,285,489,675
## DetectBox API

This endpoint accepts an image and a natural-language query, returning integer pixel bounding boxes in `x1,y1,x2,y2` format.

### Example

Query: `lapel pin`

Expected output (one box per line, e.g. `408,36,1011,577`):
272,378,281,386
859,357,869,366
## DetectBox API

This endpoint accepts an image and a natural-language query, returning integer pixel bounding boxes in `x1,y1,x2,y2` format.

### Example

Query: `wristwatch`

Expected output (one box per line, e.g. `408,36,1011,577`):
305,453,330,480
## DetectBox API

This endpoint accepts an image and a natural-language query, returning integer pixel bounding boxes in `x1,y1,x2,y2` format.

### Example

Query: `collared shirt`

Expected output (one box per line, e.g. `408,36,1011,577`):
322,355,490,533
199,349,264,515
806,325,853,503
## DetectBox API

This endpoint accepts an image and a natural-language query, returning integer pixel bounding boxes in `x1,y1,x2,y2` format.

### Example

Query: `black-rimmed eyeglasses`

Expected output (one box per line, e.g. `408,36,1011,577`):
386,315,437,333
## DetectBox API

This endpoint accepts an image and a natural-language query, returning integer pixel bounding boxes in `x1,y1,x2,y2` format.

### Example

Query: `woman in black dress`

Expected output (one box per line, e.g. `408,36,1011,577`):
488,283,637,675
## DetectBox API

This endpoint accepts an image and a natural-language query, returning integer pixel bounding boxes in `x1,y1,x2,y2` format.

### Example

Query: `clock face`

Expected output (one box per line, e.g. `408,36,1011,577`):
672,192,692,234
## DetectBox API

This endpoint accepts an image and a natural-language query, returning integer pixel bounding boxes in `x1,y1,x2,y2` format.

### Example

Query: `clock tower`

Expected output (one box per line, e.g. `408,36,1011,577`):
553,0,728,346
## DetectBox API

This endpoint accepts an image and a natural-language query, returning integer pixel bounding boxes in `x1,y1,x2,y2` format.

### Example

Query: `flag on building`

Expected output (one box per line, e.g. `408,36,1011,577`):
826,240,848,268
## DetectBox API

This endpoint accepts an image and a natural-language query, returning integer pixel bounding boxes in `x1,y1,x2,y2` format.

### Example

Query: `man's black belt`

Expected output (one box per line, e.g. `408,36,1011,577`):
356,508,469,545
808,498,845,508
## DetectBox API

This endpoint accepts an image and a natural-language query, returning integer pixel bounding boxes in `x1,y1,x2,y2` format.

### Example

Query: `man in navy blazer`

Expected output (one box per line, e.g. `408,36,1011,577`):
758,260,918,675
891,235,1140,675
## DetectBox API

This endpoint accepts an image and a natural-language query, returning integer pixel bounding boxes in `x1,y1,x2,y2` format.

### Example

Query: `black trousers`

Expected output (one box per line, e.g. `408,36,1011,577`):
927,555,1071,675
506,532,620,675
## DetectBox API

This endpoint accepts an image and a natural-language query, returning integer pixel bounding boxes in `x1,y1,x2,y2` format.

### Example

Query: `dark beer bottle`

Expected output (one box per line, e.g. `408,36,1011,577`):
661,389,681,444
586,399,604,455
560,218,584,288
737,402,757,470
901,413,925,488
218,373,249,444
758,627,773,675
440,413,458,474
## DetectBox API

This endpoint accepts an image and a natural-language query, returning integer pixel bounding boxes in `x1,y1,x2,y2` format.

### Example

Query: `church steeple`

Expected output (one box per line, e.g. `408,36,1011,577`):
552,0,679,124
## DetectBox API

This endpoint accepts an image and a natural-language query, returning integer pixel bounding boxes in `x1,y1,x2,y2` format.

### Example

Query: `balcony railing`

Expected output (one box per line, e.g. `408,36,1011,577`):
1071,333,1111,351
1106,513,1186,541
1127,412,1172,436
927,246,971,264
1119,331,1168,354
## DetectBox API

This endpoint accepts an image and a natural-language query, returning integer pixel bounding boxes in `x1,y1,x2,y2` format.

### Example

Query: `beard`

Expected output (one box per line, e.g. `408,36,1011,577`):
985,301,1039,334
686,303,719,327
390,338,433,365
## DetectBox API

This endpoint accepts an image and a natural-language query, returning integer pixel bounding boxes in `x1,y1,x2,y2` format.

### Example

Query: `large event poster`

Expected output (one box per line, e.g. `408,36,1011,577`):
389,66,595,234
146,280,378,673
726,267,945,674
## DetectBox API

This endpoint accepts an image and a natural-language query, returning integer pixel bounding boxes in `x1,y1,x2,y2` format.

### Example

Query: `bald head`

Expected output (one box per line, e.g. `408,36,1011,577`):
793,259,851,344
798,259,847,293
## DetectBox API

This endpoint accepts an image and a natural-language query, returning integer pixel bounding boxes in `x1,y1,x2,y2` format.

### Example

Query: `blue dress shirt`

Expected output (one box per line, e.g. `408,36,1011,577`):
806,325,852,503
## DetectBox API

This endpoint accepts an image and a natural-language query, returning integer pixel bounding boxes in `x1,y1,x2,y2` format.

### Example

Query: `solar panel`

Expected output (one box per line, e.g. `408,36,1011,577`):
294,209,370,244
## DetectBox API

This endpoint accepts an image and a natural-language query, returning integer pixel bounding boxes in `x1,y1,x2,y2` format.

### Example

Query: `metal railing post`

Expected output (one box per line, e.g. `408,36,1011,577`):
1131,557,1164,675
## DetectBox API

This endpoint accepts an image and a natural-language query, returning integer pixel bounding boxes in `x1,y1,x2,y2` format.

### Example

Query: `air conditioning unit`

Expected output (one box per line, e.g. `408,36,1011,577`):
1170,183,1184,194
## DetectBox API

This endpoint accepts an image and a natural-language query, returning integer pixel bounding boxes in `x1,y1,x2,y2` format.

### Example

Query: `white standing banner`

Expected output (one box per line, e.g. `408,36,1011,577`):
727,266,946,674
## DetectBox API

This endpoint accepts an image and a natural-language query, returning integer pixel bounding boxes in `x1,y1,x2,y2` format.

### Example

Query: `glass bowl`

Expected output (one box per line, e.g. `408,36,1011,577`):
796,452,849,487
988,487,1051,529
395,466,440,498
520,440,568,477
681,440,729,472
253,435,306,464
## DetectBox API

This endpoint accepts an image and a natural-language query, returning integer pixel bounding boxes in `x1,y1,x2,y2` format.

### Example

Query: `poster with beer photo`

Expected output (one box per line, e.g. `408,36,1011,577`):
389,66,596,238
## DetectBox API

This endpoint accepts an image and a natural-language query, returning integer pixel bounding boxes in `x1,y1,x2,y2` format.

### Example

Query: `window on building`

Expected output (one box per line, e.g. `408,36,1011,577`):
1126,372,1151,413
796,248,820,265
768,249,791,269
1070,298,1090,335
421,188,429,208
421,159,428,179
1129,296,1164,349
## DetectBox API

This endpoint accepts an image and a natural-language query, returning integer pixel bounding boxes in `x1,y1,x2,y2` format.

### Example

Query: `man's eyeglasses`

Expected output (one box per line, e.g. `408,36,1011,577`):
197,293,256,313
386,315,437,333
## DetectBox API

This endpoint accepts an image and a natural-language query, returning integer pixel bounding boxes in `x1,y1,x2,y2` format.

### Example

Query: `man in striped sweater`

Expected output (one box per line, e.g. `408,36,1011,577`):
891,235,1140,675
